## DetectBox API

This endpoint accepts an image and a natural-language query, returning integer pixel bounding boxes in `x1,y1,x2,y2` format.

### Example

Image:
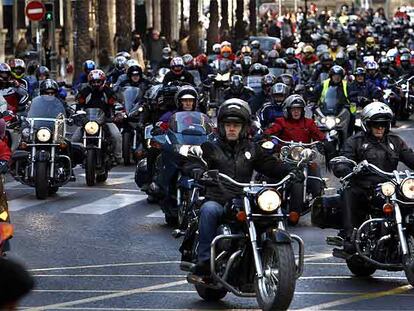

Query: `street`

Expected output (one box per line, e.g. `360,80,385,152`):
6,122,414,310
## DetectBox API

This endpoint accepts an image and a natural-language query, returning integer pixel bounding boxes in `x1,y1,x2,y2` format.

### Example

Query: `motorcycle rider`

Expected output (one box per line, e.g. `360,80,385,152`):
8,59,28,90
158,46,173,69
399,53,414,77
298,45,319,66
332,102,414,254
250,40,265,64
0,63,28,115
73,69,122,164
311,52,334,84
73,60,95,92
162,57,195,86
284,47,302,73
207,43,221,63
107,55,127,84
223,75,255,103
328,39,344,61
365,60,383,88
189,98,297,276
257,82,289,128
113,64,150,95
348,67,384,106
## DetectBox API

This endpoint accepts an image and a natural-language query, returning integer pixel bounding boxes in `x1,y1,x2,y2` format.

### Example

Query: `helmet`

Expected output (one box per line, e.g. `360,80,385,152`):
286,47,296,57
116,51,131,60
400,53,411,64
127,65,143,79
182,54,194,67
366,36,375,48
249,63,264,75
174,85,198,110
379,56,390,69
83,60,96,74
39,79,59,95
283,94,306,119
0,63,12,84
230,75,244,94
399,47,410,55
213,43,221,54
195,53,208,66
274,58,287,69
329,65,345,79
303,45,315,55
220,45,232,58
267,50,279,60
170,57,184,74
335,51,347,66
241,56,252,70
271,83,289,105
251,40,260,49
217,98,251,140
261,73,276,88
220,41,232,48
347,45,357,58
275,73,294,91
354,67,366,76
241,46,252,56
88,69,106,89
113,56,127,71
9,58,26,79
35,66,50,80
162,47,172,59
361,101,393,132
27,60,39,75
365,60,379,71
125,59,139,70
386,48,398,63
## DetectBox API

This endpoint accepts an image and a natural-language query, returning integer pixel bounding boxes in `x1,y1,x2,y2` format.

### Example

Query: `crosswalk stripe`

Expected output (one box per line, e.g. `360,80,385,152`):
9,191,76,211
62,194,146,215
146,210,164,218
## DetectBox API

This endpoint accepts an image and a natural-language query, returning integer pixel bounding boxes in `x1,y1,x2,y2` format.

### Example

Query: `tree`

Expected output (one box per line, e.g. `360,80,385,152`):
235,0,245,42
161,0,171,42
249,0,257,35
73,0,89,83
188,0,199,54
98,0,112,54
116,0,132,52
207,0,219,53
220,0,229,33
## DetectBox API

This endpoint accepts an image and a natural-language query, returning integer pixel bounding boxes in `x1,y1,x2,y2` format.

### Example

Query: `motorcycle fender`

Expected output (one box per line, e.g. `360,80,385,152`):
35,150,50,162
265,229,292,244
11,150,30,161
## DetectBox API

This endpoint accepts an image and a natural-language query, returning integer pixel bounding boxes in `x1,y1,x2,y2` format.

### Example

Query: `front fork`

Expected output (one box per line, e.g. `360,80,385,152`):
395,203,409,256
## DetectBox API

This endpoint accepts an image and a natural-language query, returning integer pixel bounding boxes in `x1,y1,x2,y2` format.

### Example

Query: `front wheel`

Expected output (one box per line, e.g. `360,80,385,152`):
85,149,96,186
195,284,227,301
122,131,132,166
35,162,49,200
346,256,377,277
404,235,414,285
255,243,296,311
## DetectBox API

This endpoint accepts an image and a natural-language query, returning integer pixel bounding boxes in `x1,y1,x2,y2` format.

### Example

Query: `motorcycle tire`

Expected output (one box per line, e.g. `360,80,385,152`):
85,149,96,186
404,236,414,286
122,131,132,166
96,170,108,183
48,186,59,195
164,214,178,227
346,256,376,277
255,242,296,311
195,284,227,302
35,162,49,200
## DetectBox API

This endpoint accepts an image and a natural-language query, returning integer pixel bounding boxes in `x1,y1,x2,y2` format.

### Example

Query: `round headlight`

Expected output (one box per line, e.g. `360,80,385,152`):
85,121,99,135
257,190,281,212
381,182,395,197
290,146,304,161
325,117,336,129
36,128,51,142
401,178,414,199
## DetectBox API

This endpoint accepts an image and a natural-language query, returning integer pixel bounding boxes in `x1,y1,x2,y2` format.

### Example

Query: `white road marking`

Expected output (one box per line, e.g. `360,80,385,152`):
304,253,332,261
8,191,75,211
146,210,164,218
78,172,134,176
29,260,181,272
62,194,146,215
4,180,22,188
27,280,188,310
11,186,143,193
32,274,186,278
299,275,407,280
22,308,256,311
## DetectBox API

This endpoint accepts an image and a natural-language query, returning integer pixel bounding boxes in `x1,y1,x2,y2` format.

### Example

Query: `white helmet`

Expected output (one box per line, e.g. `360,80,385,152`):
361,101,394,132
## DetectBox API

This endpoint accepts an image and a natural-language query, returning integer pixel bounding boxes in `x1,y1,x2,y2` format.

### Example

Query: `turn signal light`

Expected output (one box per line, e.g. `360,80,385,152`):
288,211,300,224
0,223,14,241
383,203,394,215
236,211,247,222
150,141,162,149
0,211,8,221
59,143,67,149
19,142,28,149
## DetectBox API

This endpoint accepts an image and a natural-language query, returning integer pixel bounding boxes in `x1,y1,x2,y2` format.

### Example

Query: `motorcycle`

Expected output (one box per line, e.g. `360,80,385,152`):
315,157,414,283
393,76,414,120
177,170,304,310
0,175,13,256
10,96,74,199
74,108,115,186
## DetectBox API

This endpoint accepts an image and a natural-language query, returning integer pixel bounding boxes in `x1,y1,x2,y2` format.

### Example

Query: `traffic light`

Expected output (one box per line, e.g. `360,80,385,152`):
44,3,53,22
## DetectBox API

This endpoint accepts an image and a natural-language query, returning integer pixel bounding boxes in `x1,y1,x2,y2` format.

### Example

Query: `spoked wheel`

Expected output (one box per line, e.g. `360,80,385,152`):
404,235,414,285
195,284,227,302
255,243,296,311
346,256,377,277
35,162,49,200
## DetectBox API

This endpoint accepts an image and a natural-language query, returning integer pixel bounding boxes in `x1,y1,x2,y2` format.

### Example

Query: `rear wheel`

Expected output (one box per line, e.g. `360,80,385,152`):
346,256,377,277
35,162,49,200
122,131,132,166
195,285,227,301
85,149,96,186
255,242,296,311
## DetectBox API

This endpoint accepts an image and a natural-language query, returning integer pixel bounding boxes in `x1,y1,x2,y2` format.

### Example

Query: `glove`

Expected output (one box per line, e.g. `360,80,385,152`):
290,168,305,183
0,160,8,174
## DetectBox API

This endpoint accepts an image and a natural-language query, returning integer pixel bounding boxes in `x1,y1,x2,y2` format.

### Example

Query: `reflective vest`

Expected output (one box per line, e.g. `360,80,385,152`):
320,78,355,114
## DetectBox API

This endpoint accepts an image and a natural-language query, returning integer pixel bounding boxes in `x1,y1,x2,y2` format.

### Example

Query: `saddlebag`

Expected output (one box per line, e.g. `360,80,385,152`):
311,194,344,229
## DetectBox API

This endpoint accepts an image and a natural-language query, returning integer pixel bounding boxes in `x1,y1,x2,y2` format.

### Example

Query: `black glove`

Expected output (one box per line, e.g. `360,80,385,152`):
290,168,305,183
0,160,8,174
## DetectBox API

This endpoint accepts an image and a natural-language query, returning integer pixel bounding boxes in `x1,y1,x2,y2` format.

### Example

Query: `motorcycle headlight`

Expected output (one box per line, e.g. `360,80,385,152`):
290,146,304,161
401,178,414,199
85,121,99,135
381,182,396,197
325,117,336,129
36,128,51,142
257,190,281,212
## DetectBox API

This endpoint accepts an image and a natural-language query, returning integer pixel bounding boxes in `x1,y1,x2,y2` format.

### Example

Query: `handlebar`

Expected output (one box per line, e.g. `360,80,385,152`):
214,171,292,188
270,135,321,147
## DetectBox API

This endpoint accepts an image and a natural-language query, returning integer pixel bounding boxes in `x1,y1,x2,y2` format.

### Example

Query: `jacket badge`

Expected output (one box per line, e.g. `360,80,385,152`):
389,142,395,150
245,151,251,159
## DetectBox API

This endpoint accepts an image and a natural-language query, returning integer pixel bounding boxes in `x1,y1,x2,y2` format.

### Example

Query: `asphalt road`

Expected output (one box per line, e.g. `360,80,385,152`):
5,121,414,311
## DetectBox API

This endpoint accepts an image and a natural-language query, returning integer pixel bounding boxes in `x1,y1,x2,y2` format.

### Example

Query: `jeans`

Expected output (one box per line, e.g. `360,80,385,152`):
72,123,122,159
198,201,224,262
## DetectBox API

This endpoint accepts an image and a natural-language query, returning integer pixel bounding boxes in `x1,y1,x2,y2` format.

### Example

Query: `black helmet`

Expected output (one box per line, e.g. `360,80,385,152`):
127,65,143,79
174,85,198,110
27,60,40,75
267,50,279,60
0,63,11,86
217,98,251,140
275,73,294,92
261,73,276,88
329,65,345,79
230,75,244,94
249,63,264,75
113,56,127,71
39,79,59,95
271,83,289,105
354,67,366,76
320,52,333,65
282,94,306,119
83,60,96,74
251,40,260,49
274,58,287,69
35,66,50,80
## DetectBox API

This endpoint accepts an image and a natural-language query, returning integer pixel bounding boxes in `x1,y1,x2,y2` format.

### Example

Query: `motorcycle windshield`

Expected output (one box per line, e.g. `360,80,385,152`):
269,68,285,76
246,76,263,94
122,87,142,113
85,108,106,124
168,112,213,144
322,87,338,114
188,70,201,86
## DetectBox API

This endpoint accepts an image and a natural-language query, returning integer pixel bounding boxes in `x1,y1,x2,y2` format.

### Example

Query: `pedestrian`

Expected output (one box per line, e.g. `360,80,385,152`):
130,33,146,70
0,258,34,310
146,30,168,71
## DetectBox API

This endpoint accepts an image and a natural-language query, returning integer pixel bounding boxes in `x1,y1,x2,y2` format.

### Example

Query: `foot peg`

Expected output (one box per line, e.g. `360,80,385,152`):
327,236,344,247
332,248,353,260
171,229,185,238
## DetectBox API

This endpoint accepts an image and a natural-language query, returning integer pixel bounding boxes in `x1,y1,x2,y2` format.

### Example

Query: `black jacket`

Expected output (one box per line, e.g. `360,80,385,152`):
162,71,195,86
200,138,290,205
333,131,414,187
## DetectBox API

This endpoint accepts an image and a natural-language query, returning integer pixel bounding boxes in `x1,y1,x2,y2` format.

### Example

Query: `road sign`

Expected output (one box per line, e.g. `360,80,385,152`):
25,1,46,21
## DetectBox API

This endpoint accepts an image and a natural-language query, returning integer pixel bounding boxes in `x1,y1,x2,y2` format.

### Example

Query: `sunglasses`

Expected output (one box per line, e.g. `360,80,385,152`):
370,122,389,129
